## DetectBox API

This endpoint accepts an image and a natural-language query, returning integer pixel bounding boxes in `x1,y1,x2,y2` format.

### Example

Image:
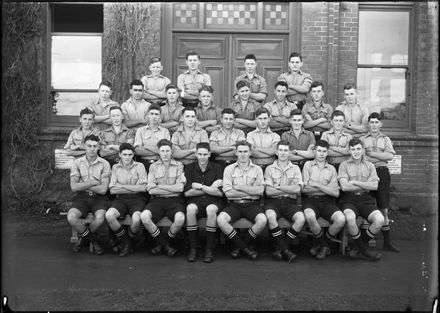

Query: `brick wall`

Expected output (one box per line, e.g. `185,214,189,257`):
414,1,439,136
301,2,359,106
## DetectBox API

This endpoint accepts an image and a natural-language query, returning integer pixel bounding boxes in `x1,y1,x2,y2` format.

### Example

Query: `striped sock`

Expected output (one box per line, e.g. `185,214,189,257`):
227,229,246,249
270,226,287,251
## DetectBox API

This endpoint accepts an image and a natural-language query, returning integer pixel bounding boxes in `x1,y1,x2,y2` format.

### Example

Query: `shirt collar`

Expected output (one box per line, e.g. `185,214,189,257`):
175,124,202,133
363,131,385,138
184,69,203,75
288,69,304,75
310,159,331,168
273,160,295,171
327,128,350,136
115,160,135,169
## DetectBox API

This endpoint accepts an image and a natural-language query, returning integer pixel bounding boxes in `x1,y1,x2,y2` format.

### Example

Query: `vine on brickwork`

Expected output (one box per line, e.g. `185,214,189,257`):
104,3,154,103
2,3,54,212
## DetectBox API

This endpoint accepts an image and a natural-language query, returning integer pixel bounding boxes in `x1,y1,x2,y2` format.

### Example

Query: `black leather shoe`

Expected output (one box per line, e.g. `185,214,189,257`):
271,249,282,261
282,249,297,263
92,241,104,255
348,247,360,259
164,244,177,257
315,246,331,260
359,249,382,262
383,242,400,252
187,248,197,262
230,248,241,259
118,242,131,257
204,249,214,263
72,237,85,253
151,245,162,255
109,237,120,254
242,247,257,260
309,244,321,257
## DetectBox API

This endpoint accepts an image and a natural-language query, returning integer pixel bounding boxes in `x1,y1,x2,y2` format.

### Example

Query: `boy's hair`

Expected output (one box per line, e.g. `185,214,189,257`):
310,81,324,90
130,79,144,89
235,140,252,149
196,142,211,151
255,107,271,118
289,52,302,61
148,104,162,113
315,139,329,150
244,54,257,62
236,80,250,91
368,112,382,121
289,108,303,118
199,85,214,94
119,143,135,153
348,138,363,148
221,108,236,117
277,140,290,149
157,139,173,149
182,106,196,115
99,81,112,89
343,83,356,91
109,106,122,114
331,110,345,120
165,83,179,92
149,56,161,65
84,134,100,144
274,81,288,90
185,51,200,60
80,107,95,117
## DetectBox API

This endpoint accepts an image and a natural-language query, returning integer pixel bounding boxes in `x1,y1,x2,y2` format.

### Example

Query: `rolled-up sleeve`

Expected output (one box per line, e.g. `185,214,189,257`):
222,165,234,193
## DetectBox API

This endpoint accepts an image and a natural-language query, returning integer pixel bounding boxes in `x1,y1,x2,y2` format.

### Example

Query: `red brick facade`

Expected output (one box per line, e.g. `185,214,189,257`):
301,2,438,213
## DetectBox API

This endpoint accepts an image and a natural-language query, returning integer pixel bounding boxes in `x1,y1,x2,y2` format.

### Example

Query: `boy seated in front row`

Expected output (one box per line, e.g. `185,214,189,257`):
64,108,100,157
140,139,186,257
302,139,345,260
67,134,111,255
338,138,384,262
105,143,148,257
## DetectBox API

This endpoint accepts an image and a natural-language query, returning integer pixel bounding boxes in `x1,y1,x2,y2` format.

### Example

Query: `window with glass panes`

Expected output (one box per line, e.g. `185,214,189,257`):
357,5,412,129
50,4,103,120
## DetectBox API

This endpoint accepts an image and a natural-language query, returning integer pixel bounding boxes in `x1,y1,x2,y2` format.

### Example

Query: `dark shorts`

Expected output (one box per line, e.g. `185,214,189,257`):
186,195,224,218
370,166,390,209
110,194,146,217
302,195,341,221
339,193,378,220
263,198,301,219
72,193,108,218
222,201,264,224
144,196,185,223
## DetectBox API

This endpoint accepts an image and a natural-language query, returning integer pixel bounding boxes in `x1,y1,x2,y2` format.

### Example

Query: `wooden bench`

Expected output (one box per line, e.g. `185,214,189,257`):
61,214,366,256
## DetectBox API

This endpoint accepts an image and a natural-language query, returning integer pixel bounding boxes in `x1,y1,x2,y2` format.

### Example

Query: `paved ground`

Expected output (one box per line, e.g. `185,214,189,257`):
2,234,438,311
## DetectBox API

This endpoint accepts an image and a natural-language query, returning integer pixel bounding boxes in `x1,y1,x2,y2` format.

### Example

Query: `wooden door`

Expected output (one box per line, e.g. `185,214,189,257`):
173,33,230,107
173,33,289,108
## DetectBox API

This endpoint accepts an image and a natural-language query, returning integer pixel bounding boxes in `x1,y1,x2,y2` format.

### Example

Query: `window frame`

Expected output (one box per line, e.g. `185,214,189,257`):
357,3,414,131
46,3,103,127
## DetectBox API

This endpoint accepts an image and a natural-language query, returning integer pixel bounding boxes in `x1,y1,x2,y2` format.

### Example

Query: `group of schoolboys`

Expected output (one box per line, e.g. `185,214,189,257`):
65,50,399,264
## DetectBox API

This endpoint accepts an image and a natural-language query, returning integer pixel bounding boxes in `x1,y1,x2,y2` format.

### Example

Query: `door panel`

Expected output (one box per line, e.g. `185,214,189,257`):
173,32,289,108
231,34,289,102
